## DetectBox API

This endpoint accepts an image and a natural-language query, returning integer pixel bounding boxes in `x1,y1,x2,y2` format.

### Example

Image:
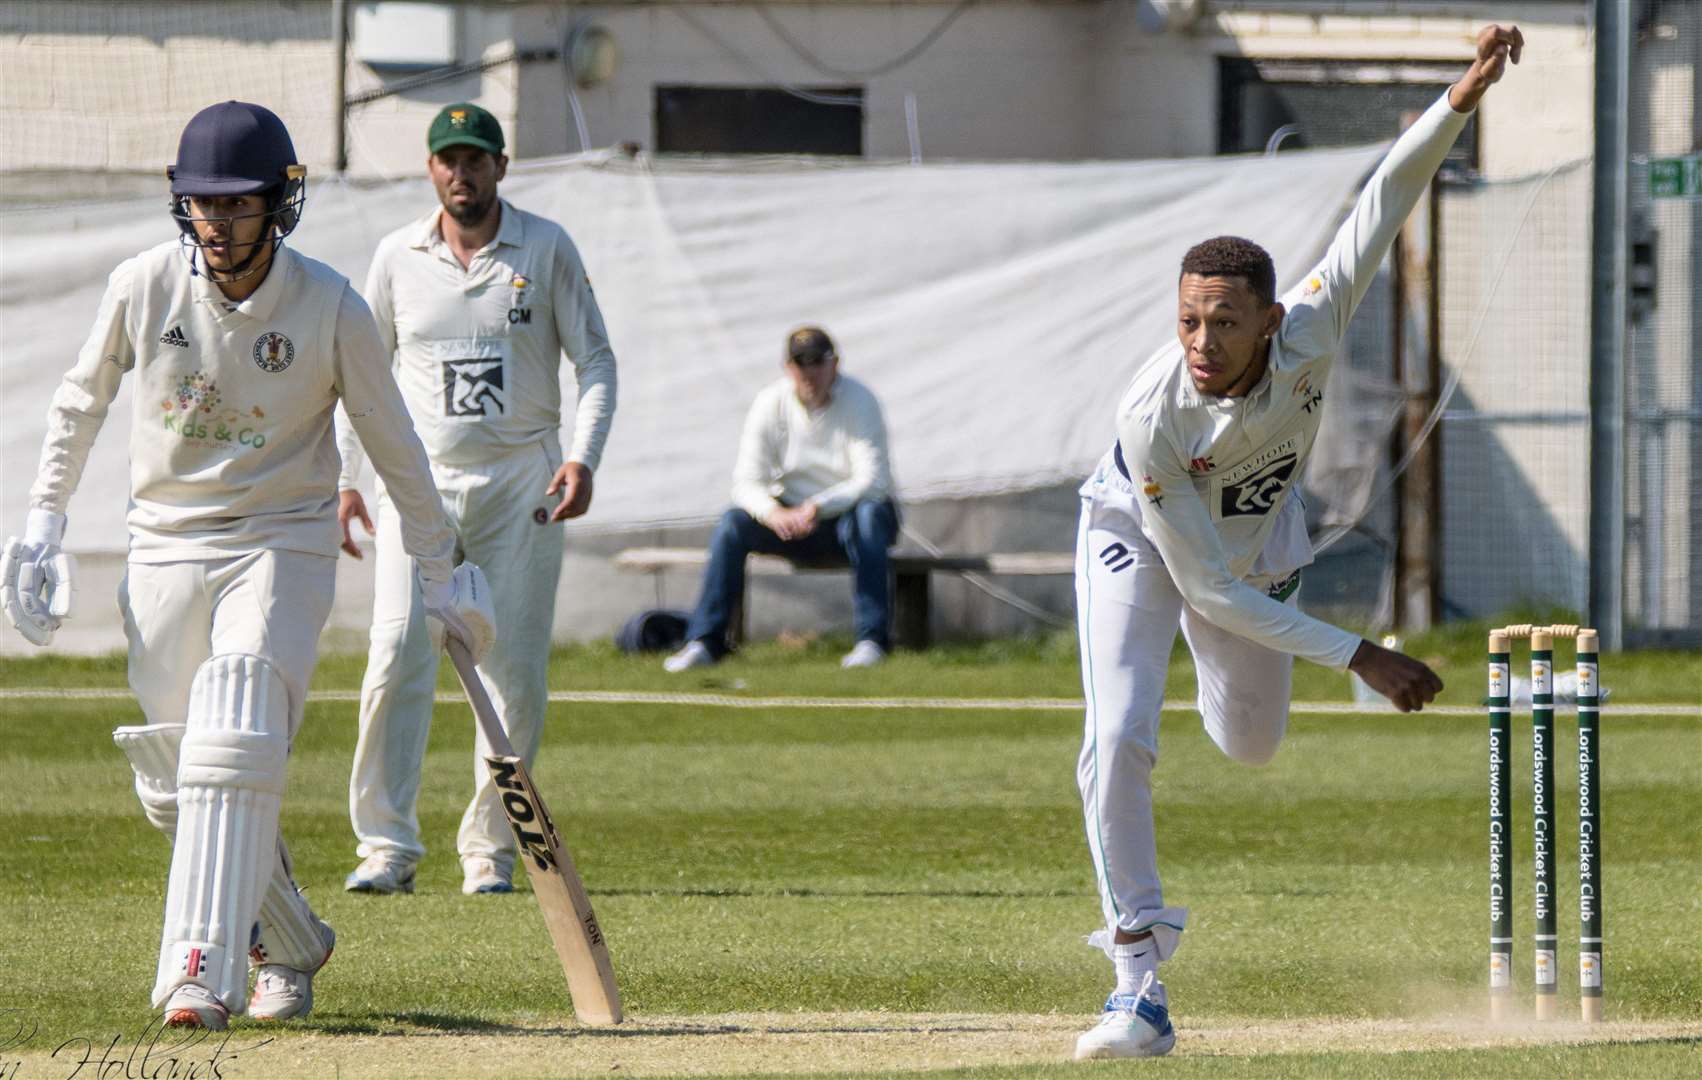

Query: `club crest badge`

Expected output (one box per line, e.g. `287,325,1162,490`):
1141,474,1165,509
253,331,294,373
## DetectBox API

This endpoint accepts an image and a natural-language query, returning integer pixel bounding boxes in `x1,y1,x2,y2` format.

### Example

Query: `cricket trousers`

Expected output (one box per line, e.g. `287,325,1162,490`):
1074,450,1311,962
349,438,564,874
119,549,337,1005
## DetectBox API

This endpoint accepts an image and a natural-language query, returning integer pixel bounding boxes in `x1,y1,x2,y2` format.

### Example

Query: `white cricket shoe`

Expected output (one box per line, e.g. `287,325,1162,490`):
462,855,515,895
249,919,335,1021
162,984,229,1030
840,640,887,668
663,640,716,673
1074,972,1176,1060
344,853,417,894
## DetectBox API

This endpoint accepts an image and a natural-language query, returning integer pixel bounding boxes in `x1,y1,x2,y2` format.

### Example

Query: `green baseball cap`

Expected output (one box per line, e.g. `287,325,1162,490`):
428,102,505,156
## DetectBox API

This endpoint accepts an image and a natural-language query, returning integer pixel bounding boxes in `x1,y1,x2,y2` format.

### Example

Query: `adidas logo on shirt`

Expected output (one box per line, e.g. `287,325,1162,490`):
159,325,189,347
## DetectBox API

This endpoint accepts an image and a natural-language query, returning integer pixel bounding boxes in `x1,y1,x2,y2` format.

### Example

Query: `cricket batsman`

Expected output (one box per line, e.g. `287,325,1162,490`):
1,101,494,1029
1071,25,1523,1059
334,103,617,897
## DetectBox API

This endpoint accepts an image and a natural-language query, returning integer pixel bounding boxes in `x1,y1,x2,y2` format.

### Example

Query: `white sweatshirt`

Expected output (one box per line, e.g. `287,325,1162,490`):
731,374,894,520
1114,91,1472,669
30,239,456,585
336,200,617,485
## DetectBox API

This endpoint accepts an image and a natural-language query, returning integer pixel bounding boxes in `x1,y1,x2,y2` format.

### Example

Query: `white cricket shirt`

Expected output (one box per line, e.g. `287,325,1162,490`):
1113,91,1471,669
731,373,894,520
336,200,616,485
30,240,457,584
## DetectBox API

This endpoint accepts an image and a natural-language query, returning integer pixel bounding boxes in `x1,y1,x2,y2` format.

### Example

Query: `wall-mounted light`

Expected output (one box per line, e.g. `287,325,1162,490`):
567,23,619,88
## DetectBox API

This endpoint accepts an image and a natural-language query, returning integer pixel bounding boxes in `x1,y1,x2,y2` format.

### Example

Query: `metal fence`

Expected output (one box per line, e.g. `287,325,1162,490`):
1624,0,1701,644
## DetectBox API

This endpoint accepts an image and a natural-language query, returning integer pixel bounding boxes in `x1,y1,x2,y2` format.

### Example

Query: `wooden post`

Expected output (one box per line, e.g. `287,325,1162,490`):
1391,114,1443,631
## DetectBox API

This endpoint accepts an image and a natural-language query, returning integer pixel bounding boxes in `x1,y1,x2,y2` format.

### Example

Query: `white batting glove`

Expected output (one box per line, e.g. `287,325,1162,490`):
420,561,497,663
1,508,77,647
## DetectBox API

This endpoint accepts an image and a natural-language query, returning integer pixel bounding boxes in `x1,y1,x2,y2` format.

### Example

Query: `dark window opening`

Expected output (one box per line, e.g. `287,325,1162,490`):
655,85,864,156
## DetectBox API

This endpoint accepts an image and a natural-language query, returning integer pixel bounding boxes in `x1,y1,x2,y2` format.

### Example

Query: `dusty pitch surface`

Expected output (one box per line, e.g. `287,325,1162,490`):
19,1013,1696,1078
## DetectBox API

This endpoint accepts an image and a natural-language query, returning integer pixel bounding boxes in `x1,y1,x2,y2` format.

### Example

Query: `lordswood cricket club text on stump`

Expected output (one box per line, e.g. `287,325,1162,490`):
1488,625,1603,1024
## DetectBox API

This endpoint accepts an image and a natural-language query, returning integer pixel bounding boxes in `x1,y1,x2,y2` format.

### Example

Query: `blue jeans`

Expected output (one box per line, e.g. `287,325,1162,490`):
686,500,899,657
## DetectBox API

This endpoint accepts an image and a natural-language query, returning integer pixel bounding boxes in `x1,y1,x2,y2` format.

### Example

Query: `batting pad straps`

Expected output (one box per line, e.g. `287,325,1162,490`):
154,654,291,1012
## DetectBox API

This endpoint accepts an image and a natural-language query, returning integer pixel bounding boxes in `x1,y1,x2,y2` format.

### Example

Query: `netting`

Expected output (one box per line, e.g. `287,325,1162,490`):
1625,2,1701,640
1436,162,1594,621
0,1,339,176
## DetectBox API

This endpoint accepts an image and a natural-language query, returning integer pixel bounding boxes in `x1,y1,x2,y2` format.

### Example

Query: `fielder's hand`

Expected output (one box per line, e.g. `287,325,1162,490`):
1,508,77,647
338,489,374,558
1450,24,1523,112
546,462,594,522
421,561,498,663
1349,639,1445,713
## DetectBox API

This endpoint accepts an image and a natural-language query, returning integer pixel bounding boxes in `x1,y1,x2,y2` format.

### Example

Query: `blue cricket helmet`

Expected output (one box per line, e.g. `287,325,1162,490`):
170,101,300,196
167,101,307,277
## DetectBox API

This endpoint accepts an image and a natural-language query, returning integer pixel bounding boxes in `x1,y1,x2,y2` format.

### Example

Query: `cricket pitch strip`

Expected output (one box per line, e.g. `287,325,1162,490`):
17,1012,1697,1078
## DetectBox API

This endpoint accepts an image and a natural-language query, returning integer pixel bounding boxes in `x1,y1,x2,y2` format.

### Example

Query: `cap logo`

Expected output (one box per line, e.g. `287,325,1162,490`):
450,110,468,128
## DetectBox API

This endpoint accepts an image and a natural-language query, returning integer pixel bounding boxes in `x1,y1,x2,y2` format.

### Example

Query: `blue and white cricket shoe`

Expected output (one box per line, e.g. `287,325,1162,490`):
1073,971,1176,1059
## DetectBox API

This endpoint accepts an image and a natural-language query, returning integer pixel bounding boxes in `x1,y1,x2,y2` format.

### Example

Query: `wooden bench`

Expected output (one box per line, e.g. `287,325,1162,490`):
612,547,1074,648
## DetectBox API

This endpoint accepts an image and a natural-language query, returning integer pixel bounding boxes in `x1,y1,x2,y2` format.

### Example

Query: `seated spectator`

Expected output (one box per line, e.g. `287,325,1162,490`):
665,326,897,671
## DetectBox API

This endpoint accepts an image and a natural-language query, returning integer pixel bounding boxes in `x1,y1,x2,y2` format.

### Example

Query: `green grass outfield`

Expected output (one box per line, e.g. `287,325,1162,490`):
1,622,1697,1078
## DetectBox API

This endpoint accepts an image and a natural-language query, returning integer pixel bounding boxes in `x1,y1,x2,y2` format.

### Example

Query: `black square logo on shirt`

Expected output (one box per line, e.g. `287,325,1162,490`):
442,357,506,418
1220,453,1297,518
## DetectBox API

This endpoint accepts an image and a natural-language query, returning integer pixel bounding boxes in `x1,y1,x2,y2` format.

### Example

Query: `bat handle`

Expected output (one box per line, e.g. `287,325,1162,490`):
446,636,520,759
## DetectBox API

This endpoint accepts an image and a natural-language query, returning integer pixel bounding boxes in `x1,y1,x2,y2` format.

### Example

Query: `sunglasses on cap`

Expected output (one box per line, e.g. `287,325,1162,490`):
789,347,836,369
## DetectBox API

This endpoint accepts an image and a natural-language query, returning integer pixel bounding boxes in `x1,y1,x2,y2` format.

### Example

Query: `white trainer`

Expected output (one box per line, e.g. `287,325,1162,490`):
462,855,514,895
840,640,887,668
663,640,716,673
249,919,335,1021
1074,972,1176,1060
162,983,229,1030
344,853,416,894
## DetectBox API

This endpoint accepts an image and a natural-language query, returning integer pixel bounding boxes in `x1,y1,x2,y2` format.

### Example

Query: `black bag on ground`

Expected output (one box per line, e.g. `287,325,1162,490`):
615,609,691,654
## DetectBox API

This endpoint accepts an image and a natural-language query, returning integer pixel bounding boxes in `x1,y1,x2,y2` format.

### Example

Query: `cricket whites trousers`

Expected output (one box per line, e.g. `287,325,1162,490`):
117,549,337,1007
1074,450,1311,961
349,437,565,874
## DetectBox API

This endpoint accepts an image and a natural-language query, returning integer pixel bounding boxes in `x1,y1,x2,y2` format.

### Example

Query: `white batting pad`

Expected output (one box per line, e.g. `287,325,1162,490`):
113,723,185,835
252,838,333,972
153,654,290,1012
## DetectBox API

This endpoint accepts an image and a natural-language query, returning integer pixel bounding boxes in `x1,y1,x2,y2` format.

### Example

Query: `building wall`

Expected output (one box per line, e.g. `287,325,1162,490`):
0,2,1594,177
510,2,1591,174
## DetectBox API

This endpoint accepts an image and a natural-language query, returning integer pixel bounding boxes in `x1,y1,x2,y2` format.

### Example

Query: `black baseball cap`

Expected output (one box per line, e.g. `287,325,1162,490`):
787,326,837,365
428,103,505,156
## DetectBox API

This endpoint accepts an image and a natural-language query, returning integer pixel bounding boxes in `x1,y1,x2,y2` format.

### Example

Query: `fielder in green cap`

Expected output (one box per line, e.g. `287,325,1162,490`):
337,92,619,899
426,101,505,156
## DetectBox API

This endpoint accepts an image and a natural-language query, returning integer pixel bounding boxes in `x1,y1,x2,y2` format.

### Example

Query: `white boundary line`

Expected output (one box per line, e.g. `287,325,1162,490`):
0,687,1696,716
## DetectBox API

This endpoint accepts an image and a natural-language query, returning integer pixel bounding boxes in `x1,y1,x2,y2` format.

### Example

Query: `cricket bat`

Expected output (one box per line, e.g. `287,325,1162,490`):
446,637,623,1025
